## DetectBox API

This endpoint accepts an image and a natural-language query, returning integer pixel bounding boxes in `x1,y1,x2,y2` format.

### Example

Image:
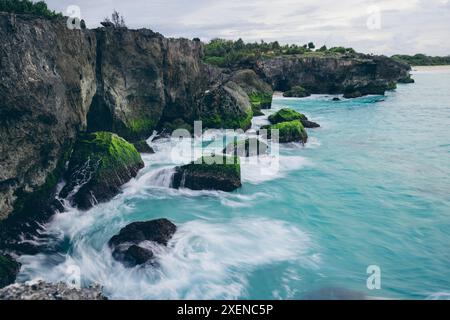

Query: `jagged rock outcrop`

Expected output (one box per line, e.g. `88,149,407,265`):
255,54,411,96
0,12,413,224
0,13,251,222
0,13,97,221
0,281,106,300
59,132,144,210
172,156,242,191
109,218,177,267
230,69,273,114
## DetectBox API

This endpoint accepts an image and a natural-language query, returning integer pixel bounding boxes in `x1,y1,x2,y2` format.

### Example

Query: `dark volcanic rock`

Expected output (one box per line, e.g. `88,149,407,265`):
332,97,341,101
59,132,144,210
172,156,242,192
109,219,177,267
0,281,106,300
0,254,21,289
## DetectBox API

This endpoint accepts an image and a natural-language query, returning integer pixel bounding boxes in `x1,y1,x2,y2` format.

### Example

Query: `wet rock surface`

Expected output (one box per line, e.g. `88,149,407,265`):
109,219,177,267
0,281,106,300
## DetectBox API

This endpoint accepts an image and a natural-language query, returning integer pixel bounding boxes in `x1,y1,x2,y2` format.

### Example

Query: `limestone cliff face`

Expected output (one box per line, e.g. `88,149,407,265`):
256,54,411,94
0,13,97,220
87,30,212,141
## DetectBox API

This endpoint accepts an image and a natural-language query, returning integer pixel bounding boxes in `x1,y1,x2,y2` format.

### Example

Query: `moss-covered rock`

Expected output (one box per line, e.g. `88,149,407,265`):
59,132,144,210
223,138,268,157
261,120,308,144
133,140,155,154
231,69,273,110
172,155,241,191
0,254,20,289
268,108,320,128
283,86,311,98
198,82,254,131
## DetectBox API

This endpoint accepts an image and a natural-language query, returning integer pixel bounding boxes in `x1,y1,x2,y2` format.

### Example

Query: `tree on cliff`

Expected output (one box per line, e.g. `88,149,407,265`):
0,0,61,18
102,10,126,28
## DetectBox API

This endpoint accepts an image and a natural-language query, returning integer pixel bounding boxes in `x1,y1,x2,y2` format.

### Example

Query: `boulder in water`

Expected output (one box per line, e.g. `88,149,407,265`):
260,120,308,144
109,219,177,268
268,108,320,128
59,132,144,210
172,155,241,192
283,86,311,98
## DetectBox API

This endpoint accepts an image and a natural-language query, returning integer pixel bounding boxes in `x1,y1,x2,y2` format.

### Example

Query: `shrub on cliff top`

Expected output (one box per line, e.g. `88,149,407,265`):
0,0,61,18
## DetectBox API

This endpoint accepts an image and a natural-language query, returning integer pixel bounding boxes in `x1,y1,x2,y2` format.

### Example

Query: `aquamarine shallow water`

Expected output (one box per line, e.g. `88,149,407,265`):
18,67,450,300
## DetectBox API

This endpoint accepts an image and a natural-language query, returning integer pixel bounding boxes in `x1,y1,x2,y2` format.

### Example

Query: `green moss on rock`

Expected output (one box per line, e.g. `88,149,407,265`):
172,155,241,191
283,86,311,98
0,254,20,289
202,109,253,131
269,108,320,128
249,92,273,110
59,132,144,210
261,120,308,143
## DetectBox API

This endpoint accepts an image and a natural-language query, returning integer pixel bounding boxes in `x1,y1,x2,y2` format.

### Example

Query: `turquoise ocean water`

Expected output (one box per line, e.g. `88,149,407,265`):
18,67,450,300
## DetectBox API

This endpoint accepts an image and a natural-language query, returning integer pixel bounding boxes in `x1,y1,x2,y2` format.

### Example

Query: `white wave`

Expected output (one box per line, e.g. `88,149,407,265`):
426,292,450,300
241,155,311,184
19,218,317,300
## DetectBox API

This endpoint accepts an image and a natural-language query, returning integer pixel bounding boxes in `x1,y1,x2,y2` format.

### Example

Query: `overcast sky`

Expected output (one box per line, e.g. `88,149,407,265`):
46,0,450,56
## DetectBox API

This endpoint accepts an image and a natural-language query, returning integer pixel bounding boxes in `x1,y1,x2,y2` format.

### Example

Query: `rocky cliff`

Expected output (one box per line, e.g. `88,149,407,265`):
0,12,412,225
255,54,411,96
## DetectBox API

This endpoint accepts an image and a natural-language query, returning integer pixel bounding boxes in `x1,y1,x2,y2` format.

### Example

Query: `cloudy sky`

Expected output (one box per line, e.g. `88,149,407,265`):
46,0,450,56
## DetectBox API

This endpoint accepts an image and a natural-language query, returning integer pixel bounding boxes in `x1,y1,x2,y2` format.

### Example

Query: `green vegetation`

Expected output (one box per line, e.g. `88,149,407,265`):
203,38,358,68
202,109,253,131
249,92,272,116
0,0,61,18
392,54,450,66
268,108,307,124
127,118,156,139
71,132,142,178
261,120,308,143
283,86,310,98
